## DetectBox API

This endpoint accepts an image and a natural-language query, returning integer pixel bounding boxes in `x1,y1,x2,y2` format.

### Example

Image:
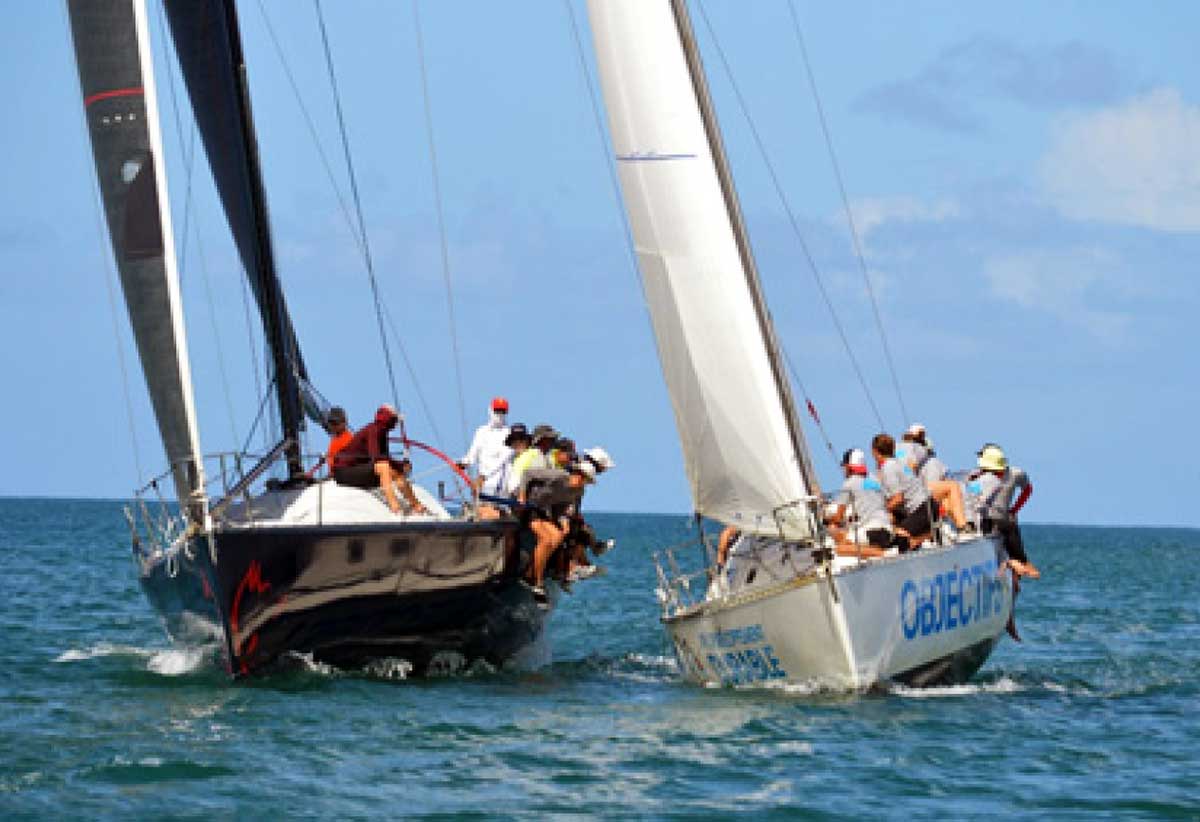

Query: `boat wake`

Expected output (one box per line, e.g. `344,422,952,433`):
887,675,1024,698
54,642,216,676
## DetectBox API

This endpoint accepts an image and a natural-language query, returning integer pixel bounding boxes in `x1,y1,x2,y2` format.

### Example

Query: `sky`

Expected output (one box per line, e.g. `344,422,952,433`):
1,1,1197,527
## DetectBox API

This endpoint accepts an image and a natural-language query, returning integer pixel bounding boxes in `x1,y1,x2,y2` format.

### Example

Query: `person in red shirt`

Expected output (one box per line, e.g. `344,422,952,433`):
332,404,426,515
307,406,353,479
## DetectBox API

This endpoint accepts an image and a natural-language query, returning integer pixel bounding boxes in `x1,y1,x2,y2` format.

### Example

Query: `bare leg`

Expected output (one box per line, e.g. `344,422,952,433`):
374,462,402,514
393,476,427,514
834,542,885,558
529,520,563,586
928,480,966,529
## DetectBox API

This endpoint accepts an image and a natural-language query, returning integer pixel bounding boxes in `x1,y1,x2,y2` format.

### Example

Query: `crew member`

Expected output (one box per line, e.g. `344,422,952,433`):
872,432,933,550
333,404,427,515
460,397,512,496
307,406,353,479
969,444,1038,578
825,448,890,558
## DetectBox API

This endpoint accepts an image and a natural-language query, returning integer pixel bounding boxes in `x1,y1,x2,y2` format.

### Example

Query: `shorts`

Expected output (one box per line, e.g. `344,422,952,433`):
982,517,1029,564
849,526,892,549
897,499,934,536
333,462,379,490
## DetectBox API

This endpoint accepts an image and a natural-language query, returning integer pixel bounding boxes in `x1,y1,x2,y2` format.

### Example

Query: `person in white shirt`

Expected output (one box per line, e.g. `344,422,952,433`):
460,397,512,496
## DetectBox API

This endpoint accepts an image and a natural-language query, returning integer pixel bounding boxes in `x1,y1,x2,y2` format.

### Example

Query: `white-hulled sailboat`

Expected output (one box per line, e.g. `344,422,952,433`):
67,0,550,677
587,0,1013,689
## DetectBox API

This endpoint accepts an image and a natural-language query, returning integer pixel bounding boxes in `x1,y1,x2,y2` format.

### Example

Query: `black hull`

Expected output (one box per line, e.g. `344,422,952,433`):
890,636,1000,688
138,519,543,677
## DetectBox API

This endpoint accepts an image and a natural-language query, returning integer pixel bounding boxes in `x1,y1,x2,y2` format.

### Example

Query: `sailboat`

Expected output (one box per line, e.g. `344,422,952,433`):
587,0,1013,688
67,0,548,677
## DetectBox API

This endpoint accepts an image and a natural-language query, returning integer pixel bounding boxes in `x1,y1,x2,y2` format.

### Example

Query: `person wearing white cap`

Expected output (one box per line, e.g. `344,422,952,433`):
824,448,890,558
460,397,512,496
900,424,970,535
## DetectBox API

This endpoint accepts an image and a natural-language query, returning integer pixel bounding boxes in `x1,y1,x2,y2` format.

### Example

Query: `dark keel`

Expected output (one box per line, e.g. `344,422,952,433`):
891,636,1000,688
139,519,544,676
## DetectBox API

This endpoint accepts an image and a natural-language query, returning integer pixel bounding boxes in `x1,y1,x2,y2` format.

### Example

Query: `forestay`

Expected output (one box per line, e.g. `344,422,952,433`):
588,0,816,537
67,0,205,512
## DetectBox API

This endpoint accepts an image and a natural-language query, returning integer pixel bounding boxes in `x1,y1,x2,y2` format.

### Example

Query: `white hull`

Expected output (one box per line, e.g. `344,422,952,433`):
665,536,1012,690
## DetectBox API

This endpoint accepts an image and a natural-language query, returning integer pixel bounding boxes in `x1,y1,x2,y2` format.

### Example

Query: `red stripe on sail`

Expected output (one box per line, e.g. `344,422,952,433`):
84,87,143,107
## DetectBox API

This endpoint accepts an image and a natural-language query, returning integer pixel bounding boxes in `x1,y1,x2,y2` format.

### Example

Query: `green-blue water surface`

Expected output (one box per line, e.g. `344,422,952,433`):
1,499,1197,819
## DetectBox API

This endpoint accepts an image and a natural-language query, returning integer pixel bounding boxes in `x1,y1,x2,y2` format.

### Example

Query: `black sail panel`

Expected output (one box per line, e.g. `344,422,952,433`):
67,0,203,507
161,0,314,467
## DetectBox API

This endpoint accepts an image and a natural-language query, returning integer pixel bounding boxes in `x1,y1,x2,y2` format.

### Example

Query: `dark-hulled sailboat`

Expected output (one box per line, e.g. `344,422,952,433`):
67,0,546,677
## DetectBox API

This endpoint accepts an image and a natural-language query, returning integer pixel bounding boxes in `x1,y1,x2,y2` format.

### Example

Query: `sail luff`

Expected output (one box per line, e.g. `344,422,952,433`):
131,0,208,511
668,0,820,500
587,0,817,538
67,0,206,516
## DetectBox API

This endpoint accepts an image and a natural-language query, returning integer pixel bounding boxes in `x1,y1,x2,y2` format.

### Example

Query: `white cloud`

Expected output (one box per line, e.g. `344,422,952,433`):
982,247,1131,341
845,196,962,240
1039,88,1200,232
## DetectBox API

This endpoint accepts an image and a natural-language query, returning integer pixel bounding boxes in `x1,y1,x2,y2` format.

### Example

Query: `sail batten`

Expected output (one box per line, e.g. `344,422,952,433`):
589,0,818,537
68,0,206,513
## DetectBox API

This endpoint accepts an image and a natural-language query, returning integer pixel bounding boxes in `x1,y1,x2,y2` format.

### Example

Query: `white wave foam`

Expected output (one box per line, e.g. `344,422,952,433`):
54,642,151,663
146,648,206,676
890,676,1023,698
361,657,414,680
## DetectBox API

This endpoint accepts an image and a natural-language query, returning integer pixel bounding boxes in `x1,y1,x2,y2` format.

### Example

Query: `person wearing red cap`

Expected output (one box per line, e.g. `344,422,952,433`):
460,397,512,496
824,448,889,558
332,404,427,515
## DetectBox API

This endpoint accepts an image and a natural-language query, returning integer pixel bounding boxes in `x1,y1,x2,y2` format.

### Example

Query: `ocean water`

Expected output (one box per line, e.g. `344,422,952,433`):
0,498,1196,819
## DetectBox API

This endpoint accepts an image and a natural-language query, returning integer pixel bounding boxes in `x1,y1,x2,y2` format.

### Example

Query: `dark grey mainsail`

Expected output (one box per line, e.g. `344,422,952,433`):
161,0,315,476
67,0,205,512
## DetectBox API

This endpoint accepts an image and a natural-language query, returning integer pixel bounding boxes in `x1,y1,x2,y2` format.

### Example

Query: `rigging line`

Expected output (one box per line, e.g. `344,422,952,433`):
781,349,838,464
255,0,362,257
239,375,278,459
380,298,447,448
412,0,470,452
785,0,909,426
97,190,148,487
694,0,886,431
313,0,403,416
561,0,643,289
155,2,242,447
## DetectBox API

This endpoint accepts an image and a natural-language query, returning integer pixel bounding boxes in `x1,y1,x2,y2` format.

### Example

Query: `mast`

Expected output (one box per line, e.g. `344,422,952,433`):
162,0,304,477
668,0,819,497
218,0,303,477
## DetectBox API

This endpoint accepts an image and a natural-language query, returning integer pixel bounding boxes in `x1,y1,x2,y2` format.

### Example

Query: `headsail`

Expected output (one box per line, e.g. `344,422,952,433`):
161,0,317,473
588,0,819,538
68,0,206,514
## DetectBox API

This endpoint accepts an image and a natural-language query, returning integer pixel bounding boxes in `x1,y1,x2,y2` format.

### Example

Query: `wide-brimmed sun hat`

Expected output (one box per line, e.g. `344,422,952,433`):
977,444,1007,471
583,447,615,471
530,423,558,443
504,422,530,446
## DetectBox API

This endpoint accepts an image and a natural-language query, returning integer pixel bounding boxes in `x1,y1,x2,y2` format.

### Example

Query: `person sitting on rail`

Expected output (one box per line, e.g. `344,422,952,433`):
899,424,972,537
518,456,577,607
332,404,427,516
872,432,933,551
459,396,512,496
497,422,531,497
510,423,557,493
306,406,353,479
824,448,889,558
968,443,1038,579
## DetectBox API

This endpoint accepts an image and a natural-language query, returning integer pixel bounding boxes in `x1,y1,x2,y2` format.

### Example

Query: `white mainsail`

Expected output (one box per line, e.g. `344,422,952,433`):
588,0,817,537
68,0,206,512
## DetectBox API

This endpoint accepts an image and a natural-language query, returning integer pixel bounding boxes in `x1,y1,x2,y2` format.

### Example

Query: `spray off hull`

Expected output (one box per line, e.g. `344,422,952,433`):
137,519,548,676
665,536,1012,690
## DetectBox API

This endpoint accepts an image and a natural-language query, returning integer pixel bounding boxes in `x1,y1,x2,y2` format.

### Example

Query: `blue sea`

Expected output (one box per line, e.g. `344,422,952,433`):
0,498,1196,819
